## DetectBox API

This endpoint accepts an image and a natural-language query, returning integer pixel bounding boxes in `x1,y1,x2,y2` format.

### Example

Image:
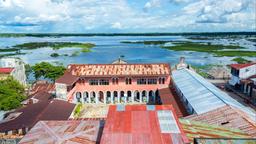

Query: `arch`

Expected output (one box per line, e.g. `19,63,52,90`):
90,91,96,103
106,91,111,104
134,91,140,102
113,91,118,103
155,89,160,103
83,91,89,103
99,91,104,103
120,91,125,103
142,90,147,102
76,92,82,103
162,78,165,84
149,90,154,104
127,91,132,103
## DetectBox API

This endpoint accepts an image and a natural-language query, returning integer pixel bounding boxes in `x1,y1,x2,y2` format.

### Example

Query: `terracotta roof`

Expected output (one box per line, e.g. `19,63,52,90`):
159,87,189,118
184,105,256,137
67,63,171,77
230,63,256,70
101,105,189,144
0,67,14,74
0,99,75,133
19,120,104,144
180,119,251,142
55,72,79,85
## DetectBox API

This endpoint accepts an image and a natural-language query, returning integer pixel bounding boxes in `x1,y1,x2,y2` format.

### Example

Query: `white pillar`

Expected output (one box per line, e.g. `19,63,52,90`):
118,93,120,103
88,94,91,103
140,92,142,103
96,92,99,104
111,93,114,104
124,93,127,103
132,92,134,103
104,93,107,104
82,95,85,104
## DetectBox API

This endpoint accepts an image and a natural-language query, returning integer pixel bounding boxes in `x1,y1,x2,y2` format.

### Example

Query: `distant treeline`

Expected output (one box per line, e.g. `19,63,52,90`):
0,32,255,37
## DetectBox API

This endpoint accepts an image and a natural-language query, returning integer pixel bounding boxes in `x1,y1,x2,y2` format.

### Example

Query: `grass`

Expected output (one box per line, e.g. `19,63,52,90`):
14,42,95,50
50,53,59,57
121,40,175,45
232,57,252,64
162,41,256,57
0,48,20,52
74,103,83,117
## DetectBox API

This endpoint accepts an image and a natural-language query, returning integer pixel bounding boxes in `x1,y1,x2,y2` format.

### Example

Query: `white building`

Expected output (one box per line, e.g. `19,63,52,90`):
229,63,256,86
0,57,27,86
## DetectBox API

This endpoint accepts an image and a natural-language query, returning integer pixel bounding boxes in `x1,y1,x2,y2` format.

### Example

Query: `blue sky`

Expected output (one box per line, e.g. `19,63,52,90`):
0,0,255,33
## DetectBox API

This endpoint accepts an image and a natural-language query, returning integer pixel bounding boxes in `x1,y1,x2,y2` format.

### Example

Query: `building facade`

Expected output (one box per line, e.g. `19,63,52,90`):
56,63,171,104
229,63,256,106
0,57,26,86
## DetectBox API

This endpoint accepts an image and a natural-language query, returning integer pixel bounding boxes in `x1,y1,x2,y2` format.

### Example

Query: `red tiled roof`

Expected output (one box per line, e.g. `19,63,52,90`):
67,63,171,77
101,105,189,144
230,63,256,70
0,67,14,74
159,87,189,118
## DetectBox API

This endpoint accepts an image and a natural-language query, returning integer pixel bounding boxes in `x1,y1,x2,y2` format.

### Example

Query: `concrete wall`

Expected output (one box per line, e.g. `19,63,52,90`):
239,64,256,79
0,58,26,86
55,83,67,100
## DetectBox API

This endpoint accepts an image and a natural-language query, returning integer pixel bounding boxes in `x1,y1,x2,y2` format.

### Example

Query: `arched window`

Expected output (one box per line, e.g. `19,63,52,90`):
112,78,119,84
76,92,82,102
125,78,132,85
162,78,165,84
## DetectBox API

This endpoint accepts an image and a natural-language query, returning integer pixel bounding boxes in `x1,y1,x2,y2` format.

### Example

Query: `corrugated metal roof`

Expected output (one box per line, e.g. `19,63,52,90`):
172,68,256,122
101,105,189,144
180,119,251,142
184,105,256,137
19,120,103,144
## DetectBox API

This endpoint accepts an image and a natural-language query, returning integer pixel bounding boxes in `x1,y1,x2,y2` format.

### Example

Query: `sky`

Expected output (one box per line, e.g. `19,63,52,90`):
0,0,255,33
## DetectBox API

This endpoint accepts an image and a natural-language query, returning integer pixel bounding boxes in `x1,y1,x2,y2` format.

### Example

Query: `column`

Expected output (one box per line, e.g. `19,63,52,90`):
124,93,127,103
88,94,91,103
96,92,99,104
132,92,134,103
118,93,121,103
111,93,114,104
81,95,85,104
146,95,149,103
140,92,142,103
104,93,107,104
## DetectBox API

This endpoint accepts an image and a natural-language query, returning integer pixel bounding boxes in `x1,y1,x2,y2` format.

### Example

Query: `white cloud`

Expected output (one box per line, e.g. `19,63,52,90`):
111,22,122,29
0,0,254,32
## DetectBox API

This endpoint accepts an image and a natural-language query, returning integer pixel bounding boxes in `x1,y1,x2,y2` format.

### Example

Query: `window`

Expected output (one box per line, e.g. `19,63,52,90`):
137,78,147,85
125,78,132,85
148,78,157,84
89,79,98,85
112,78,118,84
159,77,165,84
99,79,109,85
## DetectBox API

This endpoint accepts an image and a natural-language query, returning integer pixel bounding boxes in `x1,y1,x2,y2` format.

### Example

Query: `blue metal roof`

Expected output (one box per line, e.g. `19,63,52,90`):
172,69,256,121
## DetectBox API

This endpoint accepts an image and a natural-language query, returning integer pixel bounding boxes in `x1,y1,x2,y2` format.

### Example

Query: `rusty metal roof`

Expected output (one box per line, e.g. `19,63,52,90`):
184,105,256,137
19,120,103,144
101,105,190,144
180,119,251,142
159,87,189,118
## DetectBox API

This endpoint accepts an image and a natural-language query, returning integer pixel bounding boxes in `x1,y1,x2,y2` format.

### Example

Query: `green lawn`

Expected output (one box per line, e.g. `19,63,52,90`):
231,57,252,64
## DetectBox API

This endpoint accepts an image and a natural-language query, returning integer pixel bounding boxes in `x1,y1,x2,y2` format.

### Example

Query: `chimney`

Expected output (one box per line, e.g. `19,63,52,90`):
180,57,185,64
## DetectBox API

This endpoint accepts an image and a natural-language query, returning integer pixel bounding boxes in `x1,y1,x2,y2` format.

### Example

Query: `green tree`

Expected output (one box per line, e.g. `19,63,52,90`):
31,62,66,81
0,77,26,110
